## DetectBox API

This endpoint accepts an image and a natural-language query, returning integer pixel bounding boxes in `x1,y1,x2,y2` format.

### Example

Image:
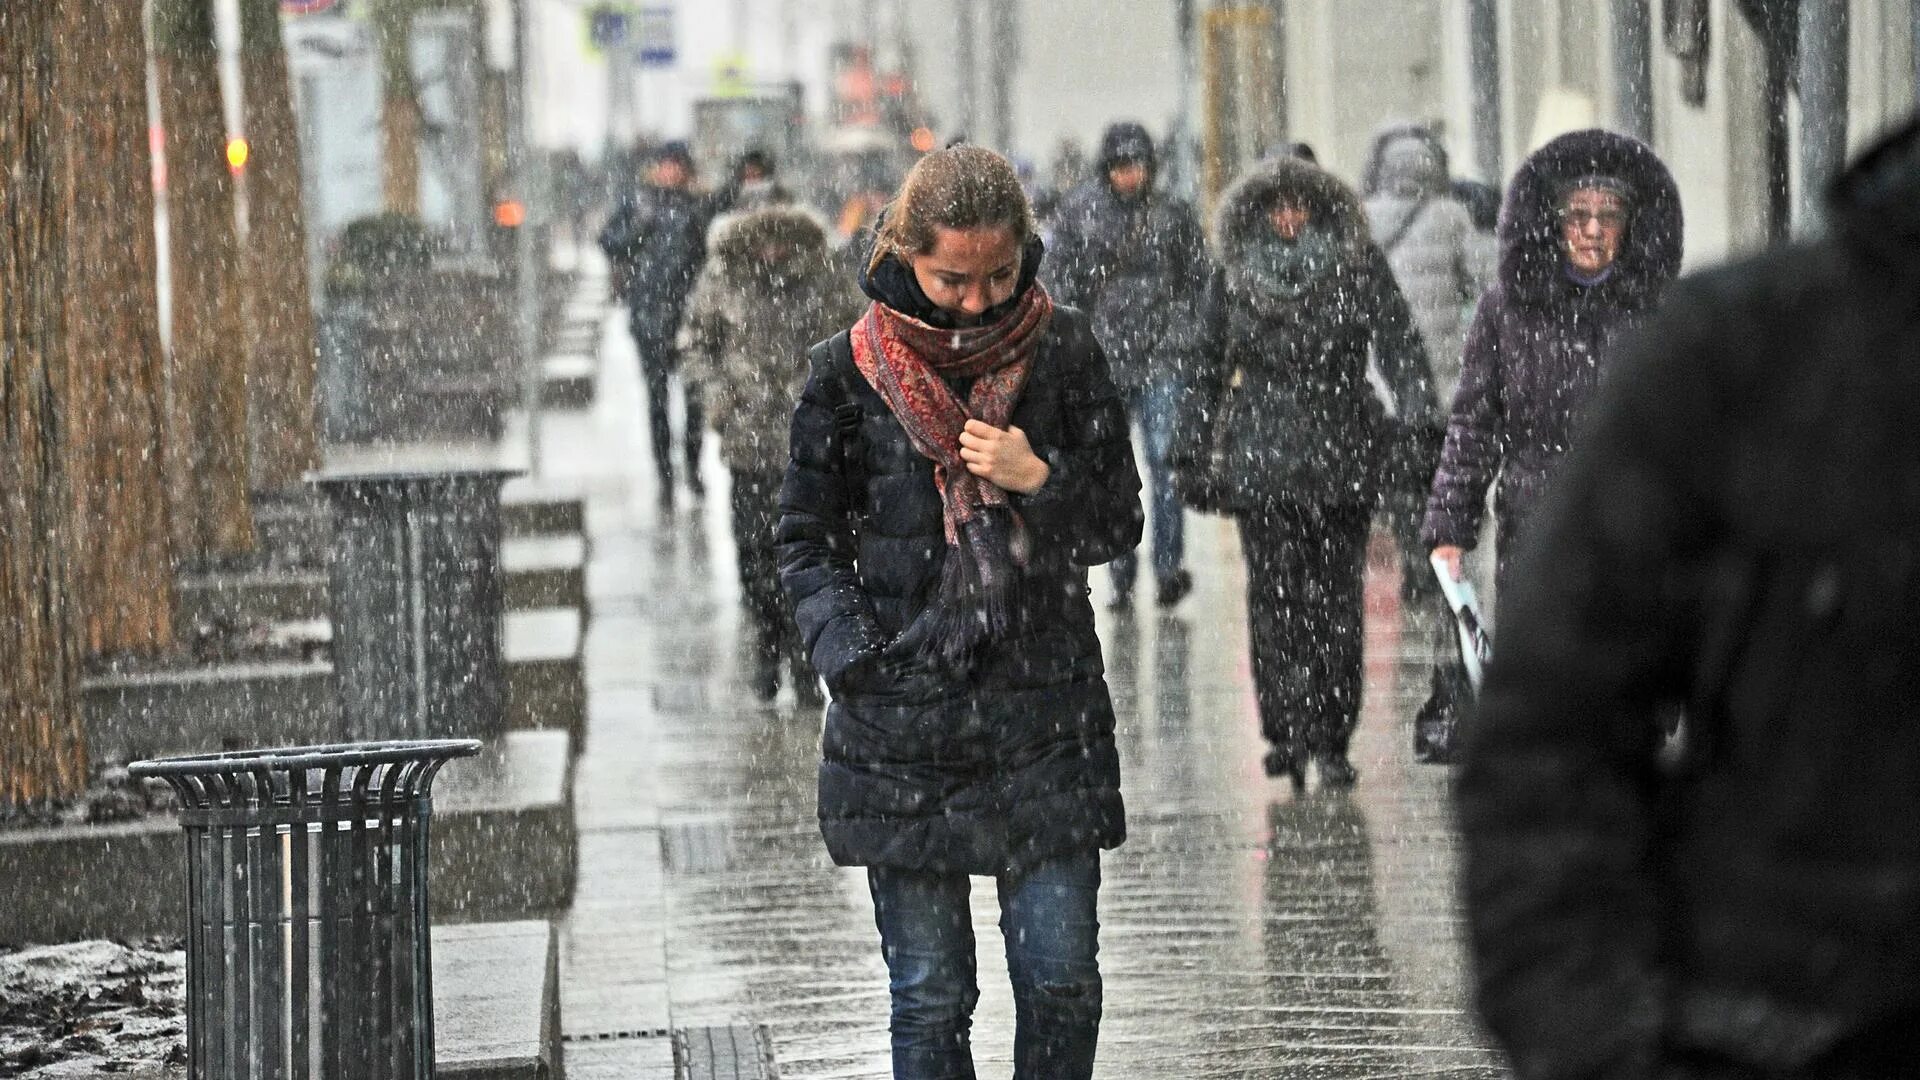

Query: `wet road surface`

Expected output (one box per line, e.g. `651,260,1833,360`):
550,304,1507,1078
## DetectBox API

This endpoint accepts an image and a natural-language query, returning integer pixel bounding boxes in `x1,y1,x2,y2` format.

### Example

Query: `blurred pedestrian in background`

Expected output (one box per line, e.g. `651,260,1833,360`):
1176,153,1437,790
779,145,1141,1079
1360,122,1496,608
714,147,794,215
1424,129,1683,591
1461,115,1920,1080
600,139,715,510
680,205,860,705
1048,121,1209,609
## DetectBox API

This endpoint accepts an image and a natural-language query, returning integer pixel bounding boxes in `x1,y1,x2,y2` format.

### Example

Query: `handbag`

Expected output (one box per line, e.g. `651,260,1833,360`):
1170,368,1244,515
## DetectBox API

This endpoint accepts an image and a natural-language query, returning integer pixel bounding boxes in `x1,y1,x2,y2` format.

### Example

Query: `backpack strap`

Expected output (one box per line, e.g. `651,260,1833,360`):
817,332,868,518
1378,195,1434,255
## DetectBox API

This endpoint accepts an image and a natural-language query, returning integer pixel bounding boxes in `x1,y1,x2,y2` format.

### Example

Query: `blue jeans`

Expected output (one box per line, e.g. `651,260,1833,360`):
868,852,1103,1080
1111,379,1185,592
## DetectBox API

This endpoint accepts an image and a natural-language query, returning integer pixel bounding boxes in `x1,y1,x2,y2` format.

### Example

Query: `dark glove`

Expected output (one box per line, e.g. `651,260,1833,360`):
1168,426,1229,514
835,648,946,701
1383,420,1445,493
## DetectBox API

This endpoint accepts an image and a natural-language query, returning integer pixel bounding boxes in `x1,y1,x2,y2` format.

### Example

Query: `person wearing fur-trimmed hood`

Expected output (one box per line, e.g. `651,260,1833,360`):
1422,128,1684,589
680,205,864,703
1175,154,1440,789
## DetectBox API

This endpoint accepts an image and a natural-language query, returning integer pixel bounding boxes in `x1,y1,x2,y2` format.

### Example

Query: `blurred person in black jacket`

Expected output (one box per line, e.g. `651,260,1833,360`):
1460,115,1920,1080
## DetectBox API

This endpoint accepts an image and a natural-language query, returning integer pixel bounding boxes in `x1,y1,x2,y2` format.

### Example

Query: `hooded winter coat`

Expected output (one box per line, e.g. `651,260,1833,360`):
598,181,713,340
777,245,1143,877
1361,125,1495,400
1180,156,1438,511
1461,116,1920,1080
679,207,866,475
1421,129,1683,557
1046,123,1211,392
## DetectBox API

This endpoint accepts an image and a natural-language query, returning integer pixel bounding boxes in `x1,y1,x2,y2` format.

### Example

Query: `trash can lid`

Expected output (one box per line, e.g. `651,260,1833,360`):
130,738,482,780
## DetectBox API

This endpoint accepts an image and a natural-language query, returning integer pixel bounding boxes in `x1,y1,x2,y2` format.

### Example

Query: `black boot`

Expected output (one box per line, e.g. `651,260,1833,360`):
1155,569,1194,608
1263,740,1307,791
1317,752,1358,788
789,655,824,708
748,651,779,702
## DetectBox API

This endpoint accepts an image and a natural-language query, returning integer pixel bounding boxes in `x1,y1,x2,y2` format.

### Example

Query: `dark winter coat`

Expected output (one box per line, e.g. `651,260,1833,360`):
1421,129,1683,556
679,207,865,475
1179,156,1438,512
777,260,1143,877
1046,157,1210,391
1361,124,1495,401
598,181,713,340
1460,116,1920,1080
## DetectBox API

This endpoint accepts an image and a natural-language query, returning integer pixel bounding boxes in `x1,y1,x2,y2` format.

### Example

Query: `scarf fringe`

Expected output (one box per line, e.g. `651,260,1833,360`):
890,510,1025,676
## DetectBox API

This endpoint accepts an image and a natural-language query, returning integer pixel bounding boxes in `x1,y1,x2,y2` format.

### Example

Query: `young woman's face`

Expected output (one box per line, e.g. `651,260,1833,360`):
1267,201,1310,240
908,225,1023,321
1559,187,1628,276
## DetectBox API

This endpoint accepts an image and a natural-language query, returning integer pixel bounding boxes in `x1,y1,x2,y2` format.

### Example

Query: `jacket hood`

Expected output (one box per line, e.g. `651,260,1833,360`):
1361,124,1451,198
1098,121,1157,173
1214,155,1371,264
707,205,831,280
1498,128,1683,308
1826,112,1920,277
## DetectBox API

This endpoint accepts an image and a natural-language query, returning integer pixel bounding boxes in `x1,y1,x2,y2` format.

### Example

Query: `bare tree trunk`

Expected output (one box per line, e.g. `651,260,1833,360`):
1,0,87,805
376,0,422,214
154,0,257,561
240,0,318,495
65,0,177,657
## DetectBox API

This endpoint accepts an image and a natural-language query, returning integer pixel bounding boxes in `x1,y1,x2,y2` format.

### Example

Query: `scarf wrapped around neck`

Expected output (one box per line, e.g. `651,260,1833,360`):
850,281,1056,674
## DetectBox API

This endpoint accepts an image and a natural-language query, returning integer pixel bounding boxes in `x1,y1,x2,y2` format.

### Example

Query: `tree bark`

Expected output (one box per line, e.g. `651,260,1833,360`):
376,0,423,214
154,0,257,561
240,0,319,495
1,0,87,804
64,0,177,659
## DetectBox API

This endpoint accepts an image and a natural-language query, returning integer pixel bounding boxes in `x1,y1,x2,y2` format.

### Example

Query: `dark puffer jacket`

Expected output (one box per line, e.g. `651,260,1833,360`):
598,181,713,339
1046,123,1210,392
1462,116,1920,1080
1421,129,1683,557
1179,156,1437,511
777,261,1143,877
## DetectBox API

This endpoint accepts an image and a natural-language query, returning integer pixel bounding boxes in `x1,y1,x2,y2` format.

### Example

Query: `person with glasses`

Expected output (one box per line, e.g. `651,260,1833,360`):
1425,130,1683,595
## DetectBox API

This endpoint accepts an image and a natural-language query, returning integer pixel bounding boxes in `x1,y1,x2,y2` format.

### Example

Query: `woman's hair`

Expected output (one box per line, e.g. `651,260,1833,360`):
867,145,1035,273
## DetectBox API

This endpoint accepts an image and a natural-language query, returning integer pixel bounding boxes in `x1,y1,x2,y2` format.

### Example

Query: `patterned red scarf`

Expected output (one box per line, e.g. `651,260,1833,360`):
850,282,1055,672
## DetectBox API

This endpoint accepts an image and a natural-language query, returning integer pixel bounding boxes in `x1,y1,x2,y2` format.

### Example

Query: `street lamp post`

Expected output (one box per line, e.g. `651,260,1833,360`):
988,0,1017,152
956,0,977,138
1610,0,1653,141
1798,0,1849,225
1467,0,1503,185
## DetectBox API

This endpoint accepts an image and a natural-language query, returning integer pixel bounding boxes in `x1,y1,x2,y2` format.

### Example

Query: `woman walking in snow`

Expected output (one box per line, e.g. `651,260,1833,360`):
1177,154,1438,790
1424,129,1684,592
778,145,1142,1080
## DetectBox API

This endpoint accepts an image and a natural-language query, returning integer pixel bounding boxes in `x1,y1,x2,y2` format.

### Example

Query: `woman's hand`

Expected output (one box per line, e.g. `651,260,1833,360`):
1432,545,1467,582
959,419,1051,495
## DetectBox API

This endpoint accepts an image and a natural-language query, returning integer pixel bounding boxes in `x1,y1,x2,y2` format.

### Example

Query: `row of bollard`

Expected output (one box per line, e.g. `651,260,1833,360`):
130,466,517,1079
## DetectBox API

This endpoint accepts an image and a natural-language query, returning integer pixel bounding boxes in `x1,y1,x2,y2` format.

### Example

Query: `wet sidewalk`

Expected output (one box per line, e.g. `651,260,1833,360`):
542,305,1507,1078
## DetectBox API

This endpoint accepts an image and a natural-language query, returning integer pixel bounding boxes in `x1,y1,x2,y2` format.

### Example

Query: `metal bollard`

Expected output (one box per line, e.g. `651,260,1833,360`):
131,739,480,1080
312,467,519,743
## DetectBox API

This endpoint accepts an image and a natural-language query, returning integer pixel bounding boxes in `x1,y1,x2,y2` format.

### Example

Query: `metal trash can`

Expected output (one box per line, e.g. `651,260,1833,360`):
131,739,480,1080
312,467,519,743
